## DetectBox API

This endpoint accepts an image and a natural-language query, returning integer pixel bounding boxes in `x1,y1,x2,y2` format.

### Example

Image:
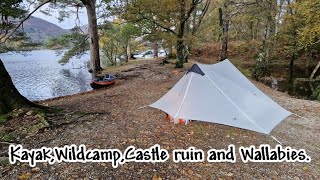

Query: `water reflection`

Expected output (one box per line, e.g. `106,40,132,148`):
0,49,93,101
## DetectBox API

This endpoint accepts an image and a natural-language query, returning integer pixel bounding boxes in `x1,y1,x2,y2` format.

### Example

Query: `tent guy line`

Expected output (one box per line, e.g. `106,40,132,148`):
270,136,284,145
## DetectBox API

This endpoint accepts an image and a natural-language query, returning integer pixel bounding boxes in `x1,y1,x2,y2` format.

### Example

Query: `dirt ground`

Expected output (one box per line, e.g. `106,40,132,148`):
1,60,319,179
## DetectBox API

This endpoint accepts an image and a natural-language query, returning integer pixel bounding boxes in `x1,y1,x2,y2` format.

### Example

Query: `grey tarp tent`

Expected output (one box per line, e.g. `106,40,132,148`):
149,59,292,134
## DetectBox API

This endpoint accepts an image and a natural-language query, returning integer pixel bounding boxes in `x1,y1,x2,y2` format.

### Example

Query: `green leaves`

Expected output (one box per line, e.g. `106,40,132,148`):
99,21,141,66
0,0,27,18
45,32,89,64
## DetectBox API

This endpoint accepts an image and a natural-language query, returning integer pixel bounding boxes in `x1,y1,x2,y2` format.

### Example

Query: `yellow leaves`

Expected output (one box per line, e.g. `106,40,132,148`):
298,28,320,49
113,18,123,25
99,36,109,47
280,0,320,51
187,169,194,175
18,172,32,180
125,0,179,22
172,70,179,75
295,0,320,49
152,174,162,180
137,0,179,12
18,167,41,179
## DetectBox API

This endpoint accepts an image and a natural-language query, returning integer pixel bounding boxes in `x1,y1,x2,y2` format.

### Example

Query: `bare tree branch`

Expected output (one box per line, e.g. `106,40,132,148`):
192,0,211,35
133,5,178,36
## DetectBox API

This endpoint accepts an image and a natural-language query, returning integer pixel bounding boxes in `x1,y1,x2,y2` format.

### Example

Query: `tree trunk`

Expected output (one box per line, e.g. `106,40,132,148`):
305,57,311,77
256,0,277,64
0,60,34,114
261,12,273,62
310,60,320,79
126,39,131,62
176,38,185,68
153,41,158,58
219,7,229,61
295,77,320,82
288,53,296,93
250,21,255,40
220,22,229,61
83,0,102,75
286,0,298,94
168,41,174,58
176,0,187,68
184,45,190,63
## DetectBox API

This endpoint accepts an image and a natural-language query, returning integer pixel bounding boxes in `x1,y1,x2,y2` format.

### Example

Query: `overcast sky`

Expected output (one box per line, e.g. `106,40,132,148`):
25,1,88,29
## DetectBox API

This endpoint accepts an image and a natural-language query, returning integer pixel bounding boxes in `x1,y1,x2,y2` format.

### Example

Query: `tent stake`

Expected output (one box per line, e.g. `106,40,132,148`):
138,105,148,110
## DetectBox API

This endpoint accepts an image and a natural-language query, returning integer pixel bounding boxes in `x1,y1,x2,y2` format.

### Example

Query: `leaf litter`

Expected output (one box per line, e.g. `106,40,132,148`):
1,60,319,179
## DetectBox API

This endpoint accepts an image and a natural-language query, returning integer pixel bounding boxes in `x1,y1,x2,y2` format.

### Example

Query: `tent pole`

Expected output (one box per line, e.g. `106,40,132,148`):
205,74,267,134
174,73,193,119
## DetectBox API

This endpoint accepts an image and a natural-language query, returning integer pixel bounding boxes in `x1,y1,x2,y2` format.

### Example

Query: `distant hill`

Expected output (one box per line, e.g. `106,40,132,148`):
23,16,69,34
19,16,70,43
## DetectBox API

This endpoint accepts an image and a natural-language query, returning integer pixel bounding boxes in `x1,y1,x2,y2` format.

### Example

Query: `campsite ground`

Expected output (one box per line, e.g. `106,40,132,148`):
1,59,319,179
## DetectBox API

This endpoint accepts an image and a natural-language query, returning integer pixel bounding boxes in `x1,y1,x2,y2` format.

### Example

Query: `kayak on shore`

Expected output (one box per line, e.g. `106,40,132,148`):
90,74,116,89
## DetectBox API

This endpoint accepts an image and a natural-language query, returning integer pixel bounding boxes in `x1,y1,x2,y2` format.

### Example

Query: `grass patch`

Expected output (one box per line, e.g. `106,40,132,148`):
0,133,15,142
27,123,46,134
0,158,10,167
0,114,8,124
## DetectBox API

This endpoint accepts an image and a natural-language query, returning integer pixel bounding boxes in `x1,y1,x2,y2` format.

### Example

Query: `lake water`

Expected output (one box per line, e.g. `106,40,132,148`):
0,49,93,101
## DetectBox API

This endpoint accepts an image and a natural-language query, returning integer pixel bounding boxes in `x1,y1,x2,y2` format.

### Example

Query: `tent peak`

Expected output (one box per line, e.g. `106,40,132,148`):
187,64,205,76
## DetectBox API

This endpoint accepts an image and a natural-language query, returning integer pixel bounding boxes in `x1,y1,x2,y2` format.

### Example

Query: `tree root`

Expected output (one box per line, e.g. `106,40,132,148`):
38,111,110,133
